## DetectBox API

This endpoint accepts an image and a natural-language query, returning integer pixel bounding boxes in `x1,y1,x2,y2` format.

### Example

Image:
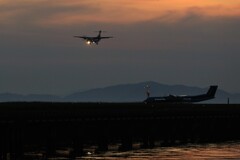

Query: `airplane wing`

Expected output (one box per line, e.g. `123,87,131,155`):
100,36,113,39
74,36,88,40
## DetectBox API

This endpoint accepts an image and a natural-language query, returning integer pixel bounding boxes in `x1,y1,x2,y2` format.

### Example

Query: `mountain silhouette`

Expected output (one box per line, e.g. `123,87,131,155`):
65,81,238,103
0,81,239,103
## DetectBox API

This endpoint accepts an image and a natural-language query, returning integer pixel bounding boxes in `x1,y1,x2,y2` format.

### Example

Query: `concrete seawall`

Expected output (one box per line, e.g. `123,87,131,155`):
1,102,240,159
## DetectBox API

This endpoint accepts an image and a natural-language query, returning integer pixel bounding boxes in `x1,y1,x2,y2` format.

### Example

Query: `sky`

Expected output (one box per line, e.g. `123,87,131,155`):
1,0,240,95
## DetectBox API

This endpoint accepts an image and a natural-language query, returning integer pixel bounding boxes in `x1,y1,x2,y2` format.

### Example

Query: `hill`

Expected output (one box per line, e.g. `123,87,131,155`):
65,81,238,103
0,82,239,103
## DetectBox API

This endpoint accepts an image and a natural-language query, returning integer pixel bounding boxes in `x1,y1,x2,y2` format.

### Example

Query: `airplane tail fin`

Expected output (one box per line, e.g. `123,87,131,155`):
98,30,102,37
206,85,218,97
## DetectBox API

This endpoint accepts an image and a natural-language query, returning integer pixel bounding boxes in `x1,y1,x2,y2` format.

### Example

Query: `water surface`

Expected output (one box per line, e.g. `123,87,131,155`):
78,142,240,160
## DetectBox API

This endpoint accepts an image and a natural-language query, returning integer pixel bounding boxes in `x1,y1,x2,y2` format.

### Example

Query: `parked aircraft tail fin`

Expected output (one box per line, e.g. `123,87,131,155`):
207,85,218,97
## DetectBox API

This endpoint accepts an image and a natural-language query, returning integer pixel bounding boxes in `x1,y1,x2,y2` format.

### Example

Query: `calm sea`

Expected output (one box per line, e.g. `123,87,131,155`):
77,141,240,160
25,141,240,159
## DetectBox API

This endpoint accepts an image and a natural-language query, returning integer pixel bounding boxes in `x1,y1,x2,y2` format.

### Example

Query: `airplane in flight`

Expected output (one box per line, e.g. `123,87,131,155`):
74,30,113,45
144,85,218,103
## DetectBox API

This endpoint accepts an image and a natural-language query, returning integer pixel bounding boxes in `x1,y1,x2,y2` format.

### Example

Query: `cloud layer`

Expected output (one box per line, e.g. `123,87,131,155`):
1,0,240,26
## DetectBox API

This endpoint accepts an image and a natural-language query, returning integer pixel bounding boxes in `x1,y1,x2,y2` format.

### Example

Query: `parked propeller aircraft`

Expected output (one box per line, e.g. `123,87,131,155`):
144,85,218,103
74,30,113,45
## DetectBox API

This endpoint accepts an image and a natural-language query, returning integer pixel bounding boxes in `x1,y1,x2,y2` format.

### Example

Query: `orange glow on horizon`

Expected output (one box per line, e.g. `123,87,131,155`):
1,0,240,26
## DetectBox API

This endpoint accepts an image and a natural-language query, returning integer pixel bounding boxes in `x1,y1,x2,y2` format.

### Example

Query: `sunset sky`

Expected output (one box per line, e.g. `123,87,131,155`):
1,0,240,95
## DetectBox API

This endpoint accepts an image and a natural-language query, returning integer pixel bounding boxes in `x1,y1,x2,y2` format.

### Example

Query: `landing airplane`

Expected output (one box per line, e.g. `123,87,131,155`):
144,85,218,103
74,30,113,45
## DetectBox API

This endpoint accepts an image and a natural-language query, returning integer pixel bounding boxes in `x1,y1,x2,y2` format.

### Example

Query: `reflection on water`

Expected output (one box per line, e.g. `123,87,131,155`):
77,142,240,160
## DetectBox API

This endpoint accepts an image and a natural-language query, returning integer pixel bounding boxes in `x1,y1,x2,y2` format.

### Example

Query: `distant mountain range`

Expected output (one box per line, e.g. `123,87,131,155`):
1,81,239,103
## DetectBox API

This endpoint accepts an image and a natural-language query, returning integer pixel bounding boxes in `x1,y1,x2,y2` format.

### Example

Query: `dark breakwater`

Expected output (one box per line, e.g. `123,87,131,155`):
1,102,240,159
